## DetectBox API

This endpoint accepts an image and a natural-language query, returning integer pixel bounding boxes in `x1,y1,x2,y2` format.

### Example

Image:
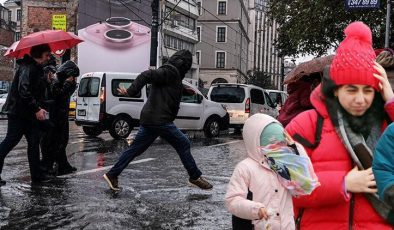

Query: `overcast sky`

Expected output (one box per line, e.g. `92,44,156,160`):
0,0,6,5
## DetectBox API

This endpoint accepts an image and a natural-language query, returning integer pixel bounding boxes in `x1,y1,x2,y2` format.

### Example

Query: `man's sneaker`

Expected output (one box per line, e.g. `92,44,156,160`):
0,177,6,186
103,173,120,191
189,177,213,190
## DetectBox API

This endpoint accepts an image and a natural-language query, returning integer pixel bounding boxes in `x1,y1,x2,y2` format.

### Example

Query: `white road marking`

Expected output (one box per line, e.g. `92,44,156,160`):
59,140,241,178
206,140,242,148
57,158,156,178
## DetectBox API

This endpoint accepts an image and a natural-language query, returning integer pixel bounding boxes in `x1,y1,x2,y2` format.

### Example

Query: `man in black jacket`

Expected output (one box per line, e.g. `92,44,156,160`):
0,44,52,185
40,61,79,176
103,50,212,191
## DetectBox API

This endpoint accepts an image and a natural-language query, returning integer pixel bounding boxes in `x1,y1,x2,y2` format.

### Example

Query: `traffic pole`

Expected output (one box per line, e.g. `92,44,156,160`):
150,0,160,69
385,0,391,48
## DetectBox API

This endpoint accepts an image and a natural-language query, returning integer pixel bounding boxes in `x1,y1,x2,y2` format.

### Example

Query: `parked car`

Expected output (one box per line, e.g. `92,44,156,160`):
0,93,8,114
207,83,278,131
266,89,288,112
75,72,229,139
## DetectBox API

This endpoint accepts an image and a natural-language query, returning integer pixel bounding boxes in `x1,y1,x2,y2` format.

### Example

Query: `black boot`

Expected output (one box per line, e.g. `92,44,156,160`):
57,164,77,176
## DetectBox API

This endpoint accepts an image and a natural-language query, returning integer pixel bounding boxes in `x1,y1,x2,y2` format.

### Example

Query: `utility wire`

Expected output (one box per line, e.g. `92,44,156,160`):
117,0,151,26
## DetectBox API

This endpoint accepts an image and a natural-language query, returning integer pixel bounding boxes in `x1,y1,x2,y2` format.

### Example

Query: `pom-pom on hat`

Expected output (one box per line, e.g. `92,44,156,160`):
330,21,379,90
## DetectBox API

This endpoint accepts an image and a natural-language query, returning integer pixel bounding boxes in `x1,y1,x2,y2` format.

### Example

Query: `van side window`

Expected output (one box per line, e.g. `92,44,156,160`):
264,92,276,107
112,79,141,98
79,77,100,97
250,89,265,105
182,85,202,104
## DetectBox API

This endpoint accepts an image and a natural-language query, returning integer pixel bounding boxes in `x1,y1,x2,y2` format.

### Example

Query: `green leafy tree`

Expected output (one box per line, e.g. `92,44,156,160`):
267,0,389,56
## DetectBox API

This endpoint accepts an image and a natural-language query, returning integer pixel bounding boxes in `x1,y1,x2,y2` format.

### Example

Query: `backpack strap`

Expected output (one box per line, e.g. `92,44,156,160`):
292,111,324,149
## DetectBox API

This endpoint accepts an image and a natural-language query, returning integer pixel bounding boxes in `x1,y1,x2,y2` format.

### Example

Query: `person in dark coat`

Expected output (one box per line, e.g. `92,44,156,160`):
41,61,79,176
39,62,57,175
103,49,213,191
0,44,52,185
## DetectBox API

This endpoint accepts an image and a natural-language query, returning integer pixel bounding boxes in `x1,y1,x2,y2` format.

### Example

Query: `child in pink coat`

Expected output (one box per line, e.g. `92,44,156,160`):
225,114,319,230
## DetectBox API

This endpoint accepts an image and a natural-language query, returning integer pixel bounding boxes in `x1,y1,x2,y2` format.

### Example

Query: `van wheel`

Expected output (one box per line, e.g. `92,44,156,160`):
82,126,102,137
204,117,220,138
109,116,133,139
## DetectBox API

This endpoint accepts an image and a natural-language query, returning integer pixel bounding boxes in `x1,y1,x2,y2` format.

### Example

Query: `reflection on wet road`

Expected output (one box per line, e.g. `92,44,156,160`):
0,121,246,229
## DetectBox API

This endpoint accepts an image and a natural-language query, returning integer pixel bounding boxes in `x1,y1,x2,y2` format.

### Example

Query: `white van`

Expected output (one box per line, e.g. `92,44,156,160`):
75,72,229,139
266,89,288,112
207,83,278,131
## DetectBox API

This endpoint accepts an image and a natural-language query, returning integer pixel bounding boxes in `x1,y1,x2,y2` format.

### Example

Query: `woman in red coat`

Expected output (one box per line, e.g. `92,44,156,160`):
286,22,394,229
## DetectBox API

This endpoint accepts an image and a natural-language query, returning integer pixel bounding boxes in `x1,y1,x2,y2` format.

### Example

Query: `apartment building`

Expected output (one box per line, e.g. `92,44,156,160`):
160,0,200,86
250,0,282,89
196,0,283,89
0,4,15,85
3,0,20,41
196,0,250,87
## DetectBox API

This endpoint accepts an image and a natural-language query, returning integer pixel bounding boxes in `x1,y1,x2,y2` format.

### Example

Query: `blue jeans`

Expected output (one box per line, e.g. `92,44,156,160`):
107,123,202,180
0,115,41,180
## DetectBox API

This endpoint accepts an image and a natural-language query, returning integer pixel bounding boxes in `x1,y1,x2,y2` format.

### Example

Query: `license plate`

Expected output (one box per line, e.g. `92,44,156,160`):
78,109,86,116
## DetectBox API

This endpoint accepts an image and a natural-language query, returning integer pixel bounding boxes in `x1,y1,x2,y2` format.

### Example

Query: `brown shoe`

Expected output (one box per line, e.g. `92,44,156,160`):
189,177,213,190
103,173,120,191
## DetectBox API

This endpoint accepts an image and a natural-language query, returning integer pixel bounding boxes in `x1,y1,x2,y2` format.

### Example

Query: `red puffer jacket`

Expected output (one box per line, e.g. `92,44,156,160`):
286,85,394,230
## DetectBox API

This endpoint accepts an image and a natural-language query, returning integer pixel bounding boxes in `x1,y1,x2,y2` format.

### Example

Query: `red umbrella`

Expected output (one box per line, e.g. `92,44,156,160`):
4,30,83,58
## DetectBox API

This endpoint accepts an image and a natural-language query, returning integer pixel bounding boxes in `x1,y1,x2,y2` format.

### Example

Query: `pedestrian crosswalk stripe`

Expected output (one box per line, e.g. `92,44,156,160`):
57,158,156,178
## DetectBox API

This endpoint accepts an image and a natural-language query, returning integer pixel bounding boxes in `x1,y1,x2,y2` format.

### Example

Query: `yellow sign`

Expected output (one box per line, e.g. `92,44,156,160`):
52,14,67,31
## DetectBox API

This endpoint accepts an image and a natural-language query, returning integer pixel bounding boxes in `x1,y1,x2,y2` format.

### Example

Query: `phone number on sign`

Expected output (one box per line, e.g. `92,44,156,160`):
348,0,378,6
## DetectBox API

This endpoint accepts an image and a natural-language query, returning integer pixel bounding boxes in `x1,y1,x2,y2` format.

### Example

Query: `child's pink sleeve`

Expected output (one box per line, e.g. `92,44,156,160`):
225,161,265,220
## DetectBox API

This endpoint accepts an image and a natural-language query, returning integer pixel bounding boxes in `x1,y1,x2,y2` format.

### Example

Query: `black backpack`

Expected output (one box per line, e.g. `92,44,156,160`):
292,111,324,150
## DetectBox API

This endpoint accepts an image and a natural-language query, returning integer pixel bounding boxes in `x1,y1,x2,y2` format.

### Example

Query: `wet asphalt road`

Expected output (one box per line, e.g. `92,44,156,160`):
0,121,247,229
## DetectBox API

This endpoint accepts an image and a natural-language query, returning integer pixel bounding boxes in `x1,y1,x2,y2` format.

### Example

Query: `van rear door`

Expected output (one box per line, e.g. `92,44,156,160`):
76,75,102,122
209,85,246,124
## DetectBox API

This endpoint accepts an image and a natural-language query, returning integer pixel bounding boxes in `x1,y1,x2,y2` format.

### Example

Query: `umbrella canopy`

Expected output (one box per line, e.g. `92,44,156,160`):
4,30,83,58
284,55,334,84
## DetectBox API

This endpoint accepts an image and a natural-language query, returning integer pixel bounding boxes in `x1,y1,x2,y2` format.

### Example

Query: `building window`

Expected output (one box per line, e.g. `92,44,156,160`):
17,9,21,21
197,26,201,42
216,26,226,42
8,11,11,22
15,32,21,41
218,1,227,15
197,1,202,16
196,51,201,65
216,51,225,68
165,7,196,30
164,34,194,52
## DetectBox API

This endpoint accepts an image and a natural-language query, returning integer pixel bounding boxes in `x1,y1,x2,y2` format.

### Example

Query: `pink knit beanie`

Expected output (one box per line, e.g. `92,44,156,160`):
330,21,379,90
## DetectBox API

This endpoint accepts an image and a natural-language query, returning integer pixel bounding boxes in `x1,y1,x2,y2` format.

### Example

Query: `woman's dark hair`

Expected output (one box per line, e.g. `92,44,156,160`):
322,66,386,138
30,44,51,59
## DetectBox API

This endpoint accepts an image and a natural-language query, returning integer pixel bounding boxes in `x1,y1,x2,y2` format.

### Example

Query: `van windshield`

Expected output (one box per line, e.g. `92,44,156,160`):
210,86,245,103
78,77,100,97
